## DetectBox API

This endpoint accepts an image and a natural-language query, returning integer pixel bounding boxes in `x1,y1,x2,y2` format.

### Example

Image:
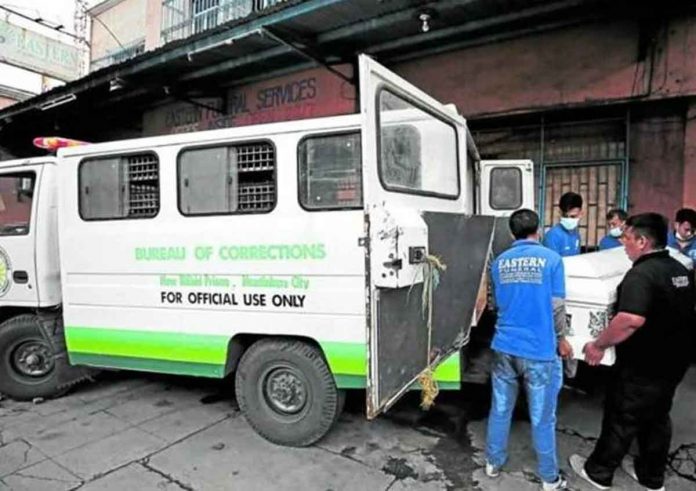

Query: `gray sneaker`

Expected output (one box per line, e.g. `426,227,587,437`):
485,461,501,478
621,457,639,482
541,472,568,490
621,458,665,491
569,454,611,490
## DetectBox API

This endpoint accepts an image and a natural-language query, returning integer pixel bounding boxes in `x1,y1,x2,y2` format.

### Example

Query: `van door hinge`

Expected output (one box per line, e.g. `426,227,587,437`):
358,237,368,247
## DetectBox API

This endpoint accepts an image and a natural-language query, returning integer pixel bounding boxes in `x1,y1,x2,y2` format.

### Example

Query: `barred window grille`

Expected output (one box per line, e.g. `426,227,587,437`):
126,154,159,217
237,143,276,212
299,132,363,210
79,153,160,220
178,141,275,215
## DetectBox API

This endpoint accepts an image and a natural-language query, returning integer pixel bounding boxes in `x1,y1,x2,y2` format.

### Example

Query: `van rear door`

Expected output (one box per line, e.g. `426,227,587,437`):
359,55,496,418
479,159,535,216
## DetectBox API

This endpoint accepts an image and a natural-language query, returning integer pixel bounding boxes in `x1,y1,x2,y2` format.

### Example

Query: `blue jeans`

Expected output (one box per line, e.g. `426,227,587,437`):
485,351,563,483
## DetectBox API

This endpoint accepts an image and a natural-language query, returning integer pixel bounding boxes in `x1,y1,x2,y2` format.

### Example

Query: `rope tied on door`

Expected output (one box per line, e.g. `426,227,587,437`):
417,254,446,410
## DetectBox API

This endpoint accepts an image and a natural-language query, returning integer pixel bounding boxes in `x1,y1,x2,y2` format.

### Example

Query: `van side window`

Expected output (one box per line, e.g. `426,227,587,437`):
298,132,362,210
0,172,35,235
178,141,275,215
79,153,159,220
490,167,522,210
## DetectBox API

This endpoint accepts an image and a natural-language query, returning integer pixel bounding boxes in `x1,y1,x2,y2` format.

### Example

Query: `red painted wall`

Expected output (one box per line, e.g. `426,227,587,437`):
392,17,696,214
628,106,684,218
393,17,696,118
143,65,356,135
683,101,696,210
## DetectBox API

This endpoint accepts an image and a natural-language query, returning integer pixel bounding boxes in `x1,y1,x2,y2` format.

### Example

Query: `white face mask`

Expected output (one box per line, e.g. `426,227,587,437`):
609,227,623,238
560,217,580,231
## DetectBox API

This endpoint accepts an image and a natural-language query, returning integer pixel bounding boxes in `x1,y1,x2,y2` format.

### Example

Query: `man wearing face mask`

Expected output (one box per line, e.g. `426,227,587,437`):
570,213,695,491
599,208,627,251
666,208,696,262
543,192,583,257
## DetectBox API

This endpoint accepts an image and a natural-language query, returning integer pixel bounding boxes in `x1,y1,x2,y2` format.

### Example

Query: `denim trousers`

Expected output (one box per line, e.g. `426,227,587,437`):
485,351,563,483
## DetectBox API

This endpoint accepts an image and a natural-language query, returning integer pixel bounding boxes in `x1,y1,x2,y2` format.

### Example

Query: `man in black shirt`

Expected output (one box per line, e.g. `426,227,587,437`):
569,213,695,491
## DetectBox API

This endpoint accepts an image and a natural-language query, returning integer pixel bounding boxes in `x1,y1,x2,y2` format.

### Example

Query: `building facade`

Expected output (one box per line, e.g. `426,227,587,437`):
1,0,694,247
0,8,82,109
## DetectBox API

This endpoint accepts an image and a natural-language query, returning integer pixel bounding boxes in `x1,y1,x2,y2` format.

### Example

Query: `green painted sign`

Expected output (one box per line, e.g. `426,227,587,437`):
0,20,81,81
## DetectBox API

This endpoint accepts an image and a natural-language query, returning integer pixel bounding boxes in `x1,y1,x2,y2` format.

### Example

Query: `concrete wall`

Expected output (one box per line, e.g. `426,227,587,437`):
628,105,685,218
90,0,147,63
391,16,696,214
393,17,696,118
145,0,163,50
683,101,696,210
143,65,356,135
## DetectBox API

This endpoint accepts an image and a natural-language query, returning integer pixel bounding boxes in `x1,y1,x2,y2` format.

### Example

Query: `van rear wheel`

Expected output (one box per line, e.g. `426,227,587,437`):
0,314,60,401
235,338,341,447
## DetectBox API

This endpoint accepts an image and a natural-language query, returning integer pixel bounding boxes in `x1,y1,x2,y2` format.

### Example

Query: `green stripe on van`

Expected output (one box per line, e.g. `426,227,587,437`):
64,327,460,388
321,341,461,388
68,352,225,378
65,326,229,365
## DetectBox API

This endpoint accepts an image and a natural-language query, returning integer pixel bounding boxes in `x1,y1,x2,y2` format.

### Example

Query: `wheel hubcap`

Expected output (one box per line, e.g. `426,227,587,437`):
263,367,308,415
12,340,54,378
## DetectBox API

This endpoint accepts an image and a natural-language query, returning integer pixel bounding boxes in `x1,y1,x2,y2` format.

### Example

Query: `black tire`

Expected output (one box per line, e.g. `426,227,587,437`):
235,338,340,447
0,314,61,401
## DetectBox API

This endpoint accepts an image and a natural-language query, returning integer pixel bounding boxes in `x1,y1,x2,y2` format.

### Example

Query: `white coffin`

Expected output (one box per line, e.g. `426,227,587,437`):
563,247,693,366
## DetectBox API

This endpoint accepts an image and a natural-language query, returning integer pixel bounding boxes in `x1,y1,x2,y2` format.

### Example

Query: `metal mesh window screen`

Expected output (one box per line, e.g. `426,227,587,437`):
299,132,362,210
237,143,275,212
544,120,626,162
178,142,275,215
79,153,159,220
126,154,159,218
473,115,627,248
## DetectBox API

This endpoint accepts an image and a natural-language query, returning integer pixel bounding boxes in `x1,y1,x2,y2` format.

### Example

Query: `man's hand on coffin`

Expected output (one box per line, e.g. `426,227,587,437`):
583,341,605,366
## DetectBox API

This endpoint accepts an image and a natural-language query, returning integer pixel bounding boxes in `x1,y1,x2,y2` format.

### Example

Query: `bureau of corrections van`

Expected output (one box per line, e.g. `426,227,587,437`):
0,56,534,446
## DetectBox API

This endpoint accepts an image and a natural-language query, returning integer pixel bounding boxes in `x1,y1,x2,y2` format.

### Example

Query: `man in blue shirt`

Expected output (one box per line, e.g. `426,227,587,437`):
599,208,627,251
543,192,583,256
485,209,572,491
666,208,696,262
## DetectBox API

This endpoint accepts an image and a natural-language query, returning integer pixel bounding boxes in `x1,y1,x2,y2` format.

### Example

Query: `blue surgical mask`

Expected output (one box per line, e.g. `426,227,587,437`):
609,227,623,238
560,217,580,231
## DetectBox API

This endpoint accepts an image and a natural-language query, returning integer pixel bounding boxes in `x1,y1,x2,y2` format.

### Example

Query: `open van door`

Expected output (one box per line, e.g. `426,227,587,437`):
479,160,534,216
359,54,496,418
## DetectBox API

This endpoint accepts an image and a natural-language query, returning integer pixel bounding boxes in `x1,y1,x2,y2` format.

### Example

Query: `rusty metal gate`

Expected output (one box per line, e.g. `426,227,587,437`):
473,113,628,249
543,163,623,249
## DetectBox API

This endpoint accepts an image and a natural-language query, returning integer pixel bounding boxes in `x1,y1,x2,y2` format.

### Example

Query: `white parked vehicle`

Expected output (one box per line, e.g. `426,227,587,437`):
0,55,627,447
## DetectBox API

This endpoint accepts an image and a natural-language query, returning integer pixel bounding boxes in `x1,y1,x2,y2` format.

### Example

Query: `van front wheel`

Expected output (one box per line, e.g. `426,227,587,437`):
235,339,340,447
0,315,60,401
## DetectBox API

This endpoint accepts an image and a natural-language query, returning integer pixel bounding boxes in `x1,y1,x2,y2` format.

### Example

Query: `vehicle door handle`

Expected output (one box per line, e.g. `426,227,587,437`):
13,271,28,283
382,259,403,270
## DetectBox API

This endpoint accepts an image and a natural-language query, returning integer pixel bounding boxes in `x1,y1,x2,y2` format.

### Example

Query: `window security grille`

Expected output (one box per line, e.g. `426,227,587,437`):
237,143,275,212
126,154,159,217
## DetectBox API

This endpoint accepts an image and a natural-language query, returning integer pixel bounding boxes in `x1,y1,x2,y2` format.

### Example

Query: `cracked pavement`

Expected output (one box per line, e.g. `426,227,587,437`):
1,367,695,490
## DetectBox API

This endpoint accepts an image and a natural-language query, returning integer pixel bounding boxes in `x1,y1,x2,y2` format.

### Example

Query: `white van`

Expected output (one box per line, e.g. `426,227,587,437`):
0,56,536,446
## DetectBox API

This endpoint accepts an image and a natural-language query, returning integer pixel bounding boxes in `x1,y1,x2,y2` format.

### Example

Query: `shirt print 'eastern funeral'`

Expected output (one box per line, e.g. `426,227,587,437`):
491,239,566,361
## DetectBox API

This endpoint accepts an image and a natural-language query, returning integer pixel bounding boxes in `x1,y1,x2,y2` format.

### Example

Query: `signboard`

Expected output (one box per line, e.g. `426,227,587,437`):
143,65,356,135
0,20,81,81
